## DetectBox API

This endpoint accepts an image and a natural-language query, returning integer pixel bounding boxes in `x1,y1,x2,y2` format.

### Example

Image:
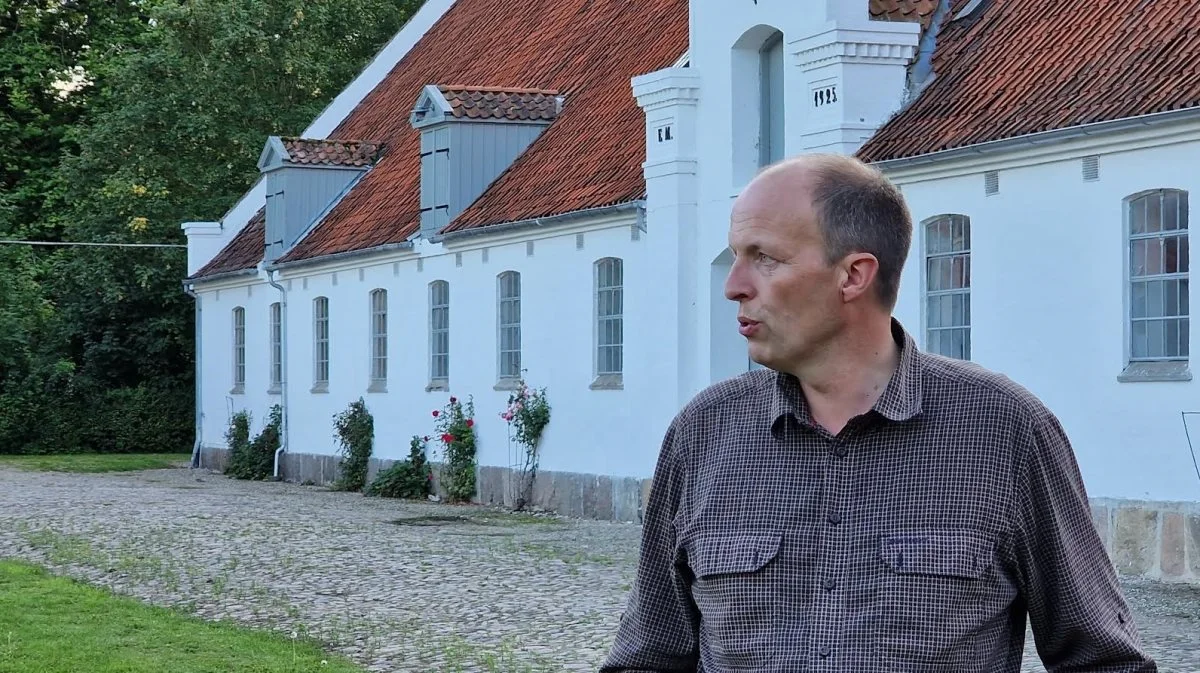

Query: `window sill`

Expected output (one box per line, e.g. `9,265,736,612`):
266,385,282,396
493,378,521,391
229,385,245,396
367,381,388,394
590,373,623,390
1117,360,1192,383
426,379,449,393
310,382,329,394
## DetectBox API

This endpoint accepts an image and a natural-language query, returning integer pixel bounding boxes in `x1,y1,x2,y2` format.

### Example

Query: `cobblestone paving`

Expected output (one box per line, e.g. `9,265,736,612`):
1,465,1198,672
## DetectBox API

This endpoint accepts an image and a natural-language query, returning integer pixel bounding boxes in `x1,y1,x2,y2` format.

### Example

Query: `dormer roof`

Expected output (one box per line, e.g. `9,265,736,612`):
191,0,686,278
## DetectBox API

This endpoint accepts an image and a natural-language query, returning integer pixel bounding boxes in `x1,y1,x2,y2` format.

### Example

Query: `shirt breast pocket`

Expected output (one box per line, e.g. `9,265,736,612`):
874,529,1003,670
688,530,782,671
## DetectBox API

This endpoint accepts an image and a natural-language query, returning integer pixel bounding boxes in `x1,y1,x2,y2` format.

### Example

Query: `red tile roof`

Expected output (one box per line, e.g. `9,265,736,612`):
189,209,265,279
440,86,561,122
281,138,384,167
857,0,1200,163
261,0,687,264
869,0,940,28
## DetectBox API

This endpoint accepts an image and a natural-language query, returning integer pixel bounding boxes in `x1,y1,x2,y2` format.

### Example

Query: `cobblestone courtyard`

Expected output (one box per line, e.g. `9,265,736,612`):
1,465,1198,672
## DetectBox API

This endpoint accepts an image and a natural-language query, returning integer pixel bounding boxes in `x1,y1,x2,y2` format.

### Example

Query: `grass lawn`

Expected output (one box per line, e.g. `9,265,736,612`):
0,560,364,673
0,452,191,473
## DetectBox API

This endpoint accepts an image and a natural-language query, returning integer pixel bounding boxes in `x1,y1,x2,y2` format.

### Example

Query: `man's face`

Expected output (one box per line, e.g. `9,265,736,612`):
724,171,845,372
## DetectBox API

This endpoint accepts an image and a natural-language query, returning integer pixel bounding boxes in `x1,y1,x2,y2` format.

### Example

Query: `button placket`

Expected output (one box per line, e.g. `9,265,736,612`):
813,437,852,671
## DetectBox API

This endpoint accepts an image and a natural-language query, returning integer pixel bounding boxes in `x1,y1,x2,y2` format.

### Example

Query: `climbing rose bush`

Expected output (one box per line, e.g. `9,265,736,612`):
432,395,477,502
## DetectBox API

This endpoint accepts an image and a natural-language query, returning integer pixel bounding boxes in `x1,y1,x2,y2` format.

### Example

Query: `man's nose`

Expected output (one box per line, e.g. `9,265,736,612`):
725,262,752,302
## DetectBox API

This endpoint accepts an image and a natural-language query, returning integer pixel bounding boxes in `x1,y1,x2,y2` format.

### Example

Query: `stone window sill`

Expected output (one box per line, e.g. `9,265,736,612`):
367,381,388,394
590,373,623,390
310,382,329,394
494,378,521,391
1117,360,1192,383
426,379,449,393
266,384,282,396
229,385,244,396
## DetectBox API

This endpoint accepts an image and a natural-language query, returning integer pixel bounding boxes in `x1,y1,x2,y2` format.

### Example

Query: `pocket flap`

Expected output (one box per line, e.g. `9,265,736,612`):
691,531,783,579
879,530,994,580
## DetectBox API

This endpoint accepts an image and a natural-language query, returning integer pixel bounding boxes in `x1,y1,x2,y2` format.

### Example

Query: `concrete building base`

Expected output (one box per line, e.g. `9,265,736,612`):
197,445,1199,583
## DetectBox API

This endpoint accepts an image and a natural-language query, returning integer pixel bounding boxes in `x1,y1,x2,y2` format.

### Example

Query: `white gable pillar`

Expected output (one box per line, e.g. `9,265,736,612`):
792,21,920,155
632,67,703,409
181,221,224,277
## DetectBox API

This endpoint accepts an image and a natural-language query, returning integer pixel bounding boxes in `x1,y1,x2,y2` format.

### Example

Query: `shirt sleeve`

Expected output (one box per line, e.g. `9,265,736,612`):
1012,404,1158,673
599,416,701,673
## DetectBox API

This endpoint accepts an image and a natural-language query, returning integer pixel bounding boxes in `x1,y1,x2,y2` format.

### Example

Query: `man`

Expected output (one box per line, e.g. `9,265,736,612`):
600,154,1155,672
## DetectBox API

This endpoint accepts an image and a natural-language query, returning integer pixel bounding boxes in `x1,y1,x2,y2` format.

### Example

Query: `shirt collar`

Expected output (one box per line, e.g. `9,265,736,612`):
769,318,924,432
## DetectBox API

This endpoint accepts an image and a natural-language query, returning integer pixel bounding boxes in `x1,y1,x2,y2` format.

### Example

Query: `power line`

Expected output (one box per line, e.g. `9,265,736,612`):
0,239,186,249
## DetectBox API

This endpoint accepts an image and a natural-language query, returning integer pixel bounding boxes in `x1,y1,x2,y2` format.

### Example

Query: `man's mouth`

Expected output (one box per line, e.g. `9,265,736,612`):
738,317,760,337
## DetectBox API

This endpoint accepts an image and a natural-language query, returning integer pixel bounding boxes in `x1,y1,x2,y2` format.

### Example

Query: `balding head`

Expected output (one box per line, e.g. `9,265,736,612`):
739,154,912,309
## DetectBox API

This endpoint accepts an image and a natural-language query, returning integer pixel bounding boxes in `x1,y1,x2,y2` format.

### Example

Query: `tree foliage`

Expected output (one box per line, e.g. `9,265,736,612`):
0,0,422,454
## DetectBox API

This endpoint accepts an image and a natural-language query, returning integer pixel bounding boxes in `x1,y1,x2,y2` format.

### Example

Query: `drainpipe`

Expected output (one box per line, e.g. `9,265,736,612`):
265,267,289,480
183,282,203,468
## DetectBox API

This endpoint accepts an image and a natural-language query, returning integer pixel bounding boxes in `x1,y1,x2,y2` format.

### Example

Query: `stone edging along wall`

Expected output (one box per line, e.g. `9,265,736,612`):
199,446,1200,583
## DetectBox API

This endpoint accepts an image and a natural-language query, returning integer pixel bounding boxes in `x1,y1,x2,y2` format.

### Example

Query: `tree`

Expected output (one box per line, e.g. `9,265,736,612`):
0,0,424,454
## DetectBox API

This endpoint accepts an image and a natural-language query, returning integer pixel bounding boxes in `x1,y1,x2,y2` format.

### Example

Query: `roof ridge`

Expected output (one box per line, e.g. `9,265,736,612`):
437,84,560,95
280,136,384,145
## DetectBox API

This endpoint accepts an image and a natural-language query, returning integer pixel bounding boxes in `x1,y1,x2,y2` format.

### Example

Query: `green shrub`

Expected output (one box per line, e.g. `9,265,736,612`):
332,398,373,492
225,405,279,481
365,435,431,499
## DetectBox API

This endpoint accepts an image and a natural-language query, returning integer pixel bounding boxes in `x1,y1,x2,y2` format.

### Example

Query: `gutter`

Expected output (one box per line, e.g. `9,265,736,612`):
263,265,289,480
182,282,203,469
186,266,259,286
434,201,646,243
266,240,415,273
867,105,1200,171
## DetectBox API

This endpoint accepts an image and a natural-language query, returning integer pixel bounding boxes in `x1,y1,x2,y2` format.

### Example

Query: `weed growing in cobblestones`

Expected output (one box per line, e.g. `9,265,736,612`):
500,373,551,511
432,395,477,503
332,398,374,492
365,435,432,499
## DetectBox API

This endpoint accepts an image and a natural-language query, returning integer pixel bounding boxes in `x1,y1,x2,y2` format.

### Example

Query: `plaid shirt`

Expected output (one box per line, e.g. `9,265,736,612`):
601,320,1156,673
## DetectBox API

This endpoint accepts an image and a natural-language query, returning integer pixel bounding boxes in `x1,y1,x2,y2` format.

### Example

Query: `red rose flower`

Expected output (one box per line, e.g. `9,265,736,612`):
432,410,439,417
449,396,457,404
441,433,455,443
466,419,474,428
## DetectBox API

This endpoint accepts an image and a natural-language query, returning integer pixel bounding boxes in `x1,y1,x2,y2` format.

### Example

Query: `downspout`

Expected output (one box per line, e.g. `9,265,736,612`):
183,282,203,469
265,267,289,480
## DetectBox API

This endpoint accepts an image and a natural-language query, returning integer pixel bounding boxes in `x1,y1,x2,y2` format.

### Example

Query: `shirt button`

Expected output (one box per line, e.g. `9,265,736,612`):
823,578,836,591
819,645,831,658
827,512,841,525
834,446,848,458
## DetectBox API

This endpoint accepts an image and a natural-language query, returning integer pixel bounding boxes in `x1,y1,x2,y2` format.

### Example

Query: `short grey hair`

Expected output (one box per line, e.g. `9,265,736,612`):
796,154,913,309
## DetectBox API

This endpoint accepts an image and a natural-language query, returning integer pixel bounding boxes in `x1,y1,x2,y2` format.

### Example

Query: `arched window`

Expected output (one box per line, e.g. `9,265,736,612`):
595,258,623,378
497,271,521,380
429,280,449,385
268,302,281,392
1126,189,1189,373
369,289,388,389
312,297,329,390
731,25,785,187
231,306,245,393
923,214,971,360
758,30,785,169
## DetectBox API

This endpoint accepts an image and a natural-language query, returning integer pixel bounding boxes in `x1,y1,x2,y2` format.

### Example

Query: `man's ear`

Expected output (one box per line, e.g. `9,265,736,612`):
840,253,880,303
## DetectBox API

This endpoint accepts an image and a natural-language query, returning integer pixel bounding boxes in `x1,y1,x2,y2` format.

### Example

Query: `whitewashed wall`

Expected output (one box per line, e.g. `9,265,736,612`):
196,213,677,482
889,137,1199,504
195,278,281,446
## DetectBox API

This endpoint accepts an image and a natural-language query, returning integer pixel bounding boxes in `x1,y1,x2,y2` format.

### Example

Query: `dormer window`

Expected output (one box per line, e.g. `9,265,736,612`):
256,136,384,262
408,84,564,238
